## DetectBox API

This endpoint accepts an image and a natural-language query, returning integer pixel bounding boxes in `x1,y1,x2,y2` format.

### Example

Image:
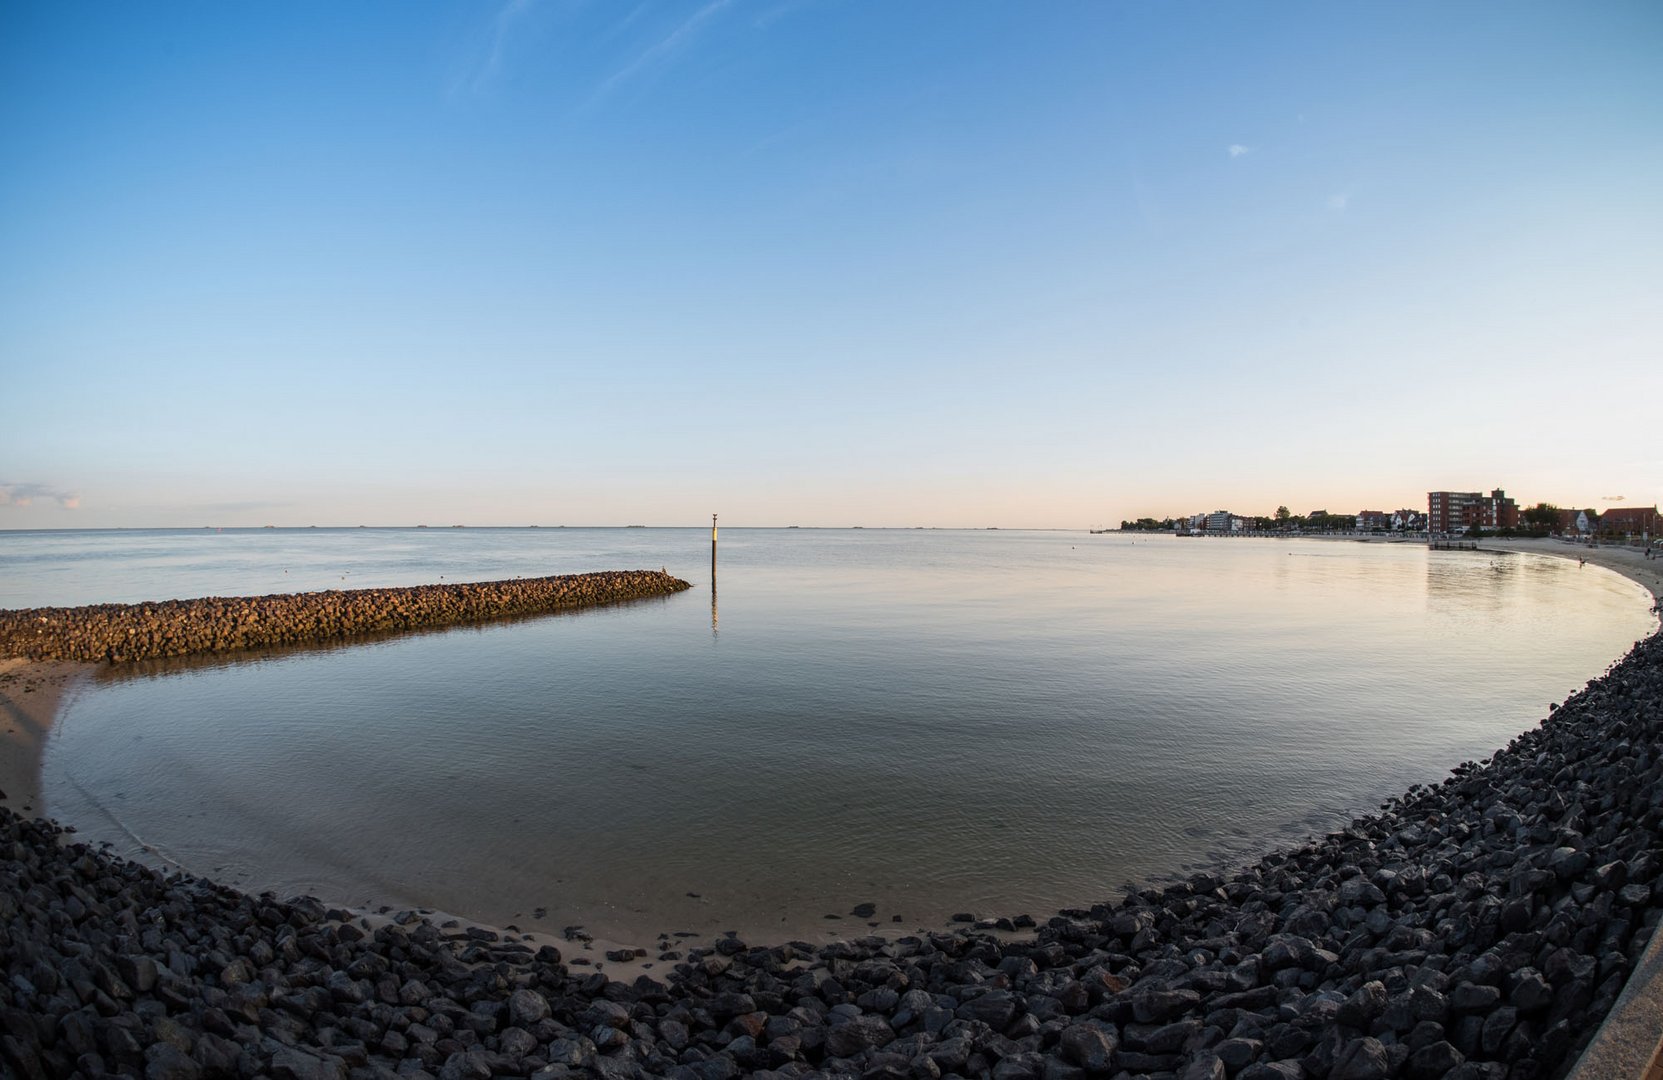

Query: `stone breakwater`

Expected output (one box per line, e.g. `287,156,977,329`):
0,572,693,664
3,637,1662,1080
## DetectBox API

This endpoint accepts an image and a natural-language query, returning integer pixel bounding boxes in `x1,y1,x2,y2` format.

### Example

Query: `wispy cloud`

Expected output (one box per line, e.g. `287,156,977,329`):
0,481,80,509
592,0,733,102
1327,192,1350,211
753,0,818,28
599,3,653,43
1228,144,1251,158
452,0,541,98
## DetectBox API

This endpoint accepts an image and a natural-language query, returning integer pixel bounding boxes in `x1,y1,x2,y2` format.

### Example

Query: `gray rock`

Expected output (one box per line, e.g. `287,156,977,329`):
543,1038,592,1067
1480,1007,1517,1057
497,1026,537,1057
1216,1036,1262,1071
1337,981,1387,1030
582,1001,631,1030
1130,989,1201,1024
1058,1022,1117,1072
508,988,550,1027
1448,983,1501,1013
1509,969,1553,1014
269,1046,349,1080
144,1043,202,1080
1179,1055,1227,1080
1406,1040,1465,1079
1139,1018,1202,1054
961,990,1021,1030
1547,847,1590,881
1330,1037,1389,1080
1238,1065,1303,1080
824,1015,895,1057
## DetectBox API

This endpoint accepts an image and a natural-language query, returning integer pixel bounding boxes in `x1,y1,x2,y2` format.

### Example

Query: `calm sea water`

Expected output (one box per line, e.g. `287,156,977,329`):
10,528,1657,947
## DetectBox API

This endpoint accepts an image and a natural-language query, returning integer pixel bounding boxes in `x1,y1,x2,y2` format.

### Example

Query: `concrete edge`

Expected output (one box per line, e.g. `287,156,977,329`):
1566,911,1663,1079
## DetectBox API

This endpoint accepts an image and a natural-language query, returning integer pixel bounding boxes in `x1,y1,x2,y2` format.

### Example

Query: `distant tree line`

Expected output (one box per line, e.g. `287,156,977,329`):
1118,506,1362,533
1520,502,1561,533
1470,503,1569,539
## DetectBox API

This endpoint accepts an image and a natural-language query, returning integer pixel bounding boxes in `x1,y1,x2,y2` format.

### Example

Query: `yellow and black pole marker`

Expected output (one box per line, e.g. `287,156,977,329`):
710,513,719,635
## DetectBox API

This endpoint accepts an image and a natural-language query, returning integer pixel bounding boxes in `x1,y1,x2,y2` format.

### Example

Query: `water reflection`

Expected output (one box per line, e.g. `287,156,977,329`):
39,532,1658,947
1425,551,1509,615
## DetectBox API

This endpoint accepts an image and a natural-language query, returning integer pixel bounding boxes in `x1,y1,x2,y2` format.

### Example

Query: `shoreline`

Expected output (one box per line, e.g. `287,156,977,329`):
6,628,1660,1078
3,555,1663,1078
0,657,93,818
1475,535,1663,605
1172,531,1663,607
12,540,1658,952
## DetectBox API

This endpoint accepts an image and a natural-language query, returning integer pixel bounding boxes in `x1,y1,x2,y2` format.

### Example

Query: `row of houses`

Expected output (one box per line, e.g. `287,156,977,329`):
1174,490,1659,541
1552,505,1661,538
1357,509,1427,532
1185,510,1272,533
1183,509,1427,533
1428,487,1660,540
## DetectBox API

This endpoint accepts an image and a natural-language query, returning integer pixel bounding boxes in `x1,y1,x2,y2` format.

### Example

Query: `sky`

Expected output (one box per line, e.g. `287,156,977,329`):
2,1,1660,529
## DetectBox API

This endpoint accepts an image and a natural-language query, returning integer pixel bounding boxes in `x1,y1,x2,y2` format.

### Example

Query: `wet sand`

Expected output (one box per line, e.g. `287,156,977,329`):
1288,532,1663,605
1479,535,1663,604
0,653,683,978
0,658,93,818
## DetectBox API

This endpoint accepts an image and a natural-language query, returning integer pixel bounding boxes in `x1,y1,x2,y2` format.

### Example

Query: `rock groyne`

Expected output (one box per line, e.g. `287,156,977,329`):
3,630,1661,1077
0,571,693,664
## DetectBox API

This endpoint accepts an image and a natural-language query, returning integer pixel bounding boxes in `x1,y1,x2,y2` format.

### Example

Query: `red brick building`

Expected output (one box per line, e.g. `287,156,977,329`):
1595,506,1661,539
1428,489,1518,535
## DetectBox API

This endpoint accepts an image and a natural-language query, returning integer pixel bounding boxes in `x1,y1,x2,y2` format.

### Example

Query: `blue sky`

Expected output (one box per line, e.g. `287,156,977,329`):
3,1,1659,527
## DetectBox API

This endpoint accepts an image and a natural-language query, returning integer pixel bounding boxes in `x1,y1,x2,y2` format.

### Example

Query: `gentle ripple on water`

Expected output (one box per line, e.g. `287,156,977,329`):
13,527,1657,945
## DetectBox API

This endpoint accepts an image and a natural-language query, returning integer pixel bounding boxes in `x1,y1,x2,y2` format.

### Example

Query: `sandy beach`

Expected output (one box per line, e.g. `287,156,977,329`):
1264,532,1663,606
0,657,93,818
1478,535,1663,605
0,659,695,982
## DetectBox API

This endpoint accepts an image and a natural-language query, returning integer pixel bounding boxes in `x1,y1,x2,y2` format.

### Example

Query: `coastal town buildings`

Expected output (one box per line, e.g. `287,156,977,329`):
1428,489,1518,535
1595,506,1661,540
1132,493,1645,543
1558,508,1599,535
1141,491,1643,541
